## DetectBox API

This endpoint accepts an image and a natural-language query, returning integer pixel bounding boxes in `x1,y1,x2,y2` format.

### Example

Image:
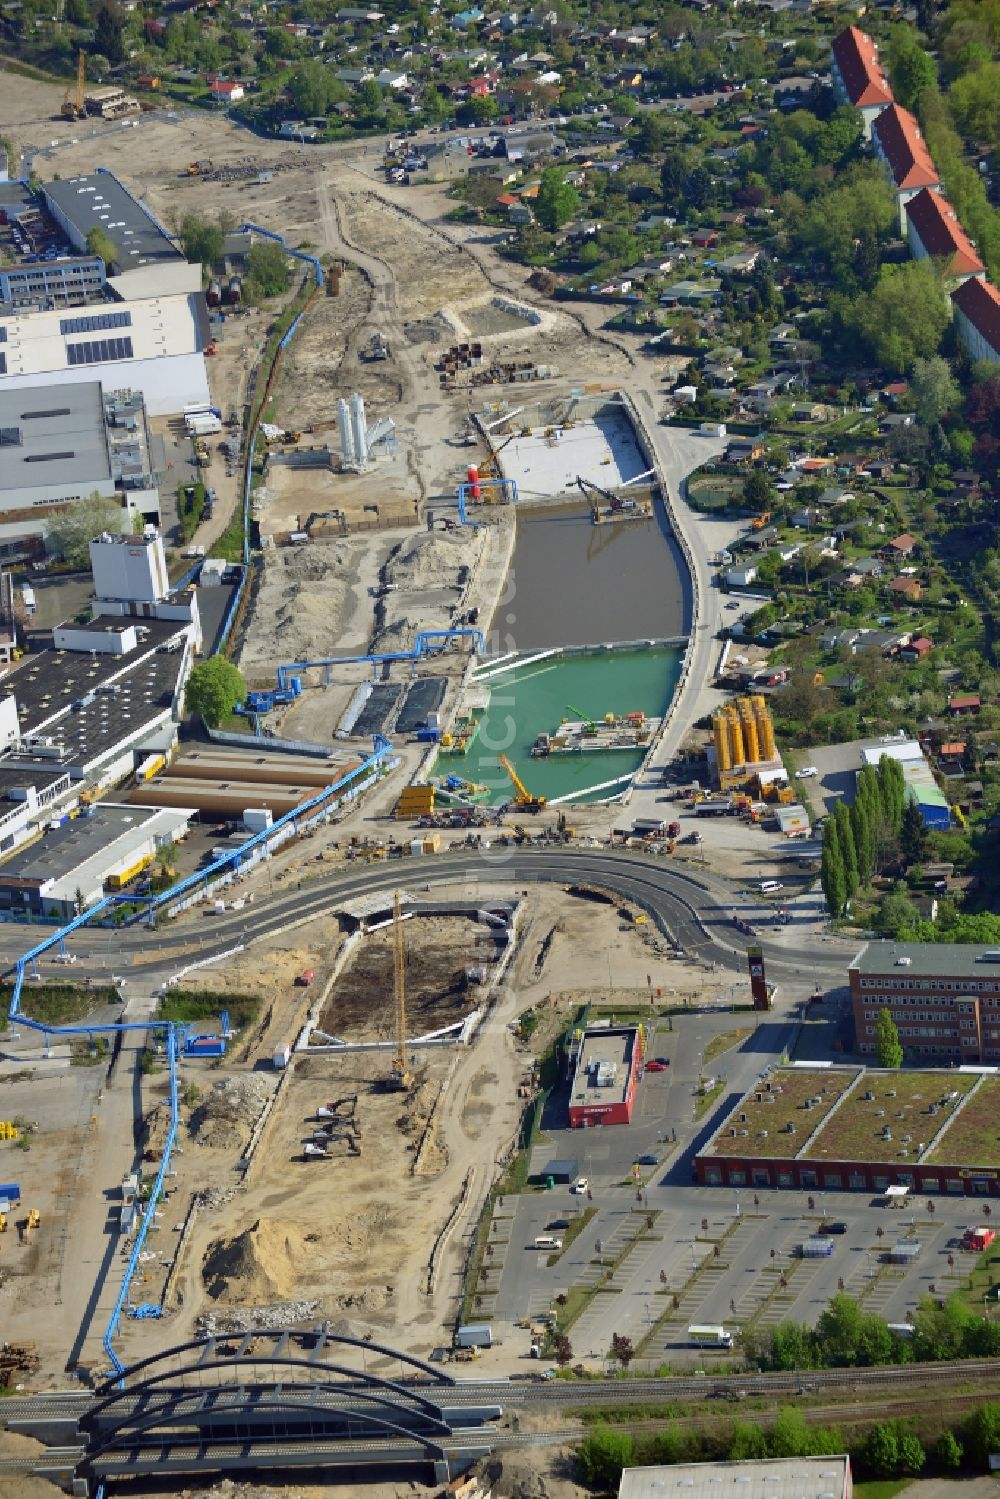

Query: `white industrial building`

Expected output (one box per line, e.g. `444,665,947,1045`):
0,381,158,541
618,1457,852,1499
0,292,210,415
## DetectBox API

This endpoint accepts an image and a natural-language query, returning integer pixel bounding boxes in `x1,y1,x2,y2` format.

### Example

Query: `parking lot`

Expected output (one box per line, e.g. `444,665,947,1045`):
473,1003,994,1368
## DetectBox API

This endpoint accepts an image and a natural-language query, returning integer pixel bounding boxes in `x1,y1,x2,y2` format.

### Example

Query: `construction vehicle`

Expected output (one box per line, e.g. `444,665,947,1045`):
387,890,411,1091
61,49,86,120
360,331,390,362
750,511,771,529
565,703,598,737
576,473,640,522
27,1208,39,1231
0,1212,6,1233
186,160,213,176
498,753,546,812
302,1142,330,1160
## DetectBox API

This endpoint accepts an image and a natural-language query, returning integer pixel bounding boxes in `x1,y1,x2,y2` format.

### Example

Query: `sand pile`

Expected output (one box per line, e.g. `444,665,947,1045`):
384,530,472,591
203,1217,307,1302
238,542,363,675
189,1075,275,1149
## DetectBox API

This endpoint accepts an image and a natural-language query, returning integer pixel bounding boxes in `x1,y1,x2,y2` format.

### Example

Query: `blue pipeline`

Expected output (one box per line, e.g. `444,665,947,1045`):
456,476,518,527
276,629,486,692
6,733,391,1376
239,222,324,289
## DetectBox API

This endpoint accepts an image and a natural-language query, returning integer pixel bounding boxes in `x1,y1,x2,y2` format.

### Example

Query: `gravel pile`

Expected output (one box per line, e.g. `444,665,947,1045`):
189,1075,276,1149
195,1184,241,1212
197,1301,320,1336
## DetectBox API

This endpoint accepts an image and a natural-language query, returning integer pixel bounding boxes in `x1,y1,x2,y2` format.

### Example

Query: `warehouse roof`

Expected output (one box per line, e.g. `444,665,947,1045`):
850,940,1000,978
0,803,187,885
0,292,206,381
43,173,182,269
619,1456,851,1499
0,380,110,494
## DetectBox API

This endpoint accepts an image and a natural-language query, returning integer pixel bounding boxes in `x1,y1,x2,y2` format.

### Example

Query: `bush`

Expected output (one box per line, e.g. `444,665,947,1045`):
578,1426,635,1492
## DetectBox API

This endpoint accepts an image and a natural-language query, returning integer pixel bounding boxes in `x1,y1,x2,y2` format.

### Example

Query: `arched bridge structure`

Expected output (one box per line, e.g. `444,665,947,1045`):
77,1329,501,1490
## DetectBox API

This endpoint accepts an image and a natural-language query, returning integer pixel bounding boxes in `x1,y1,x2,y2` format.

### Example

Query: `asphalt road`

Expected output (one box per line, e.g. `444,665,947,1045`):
4,848,851,995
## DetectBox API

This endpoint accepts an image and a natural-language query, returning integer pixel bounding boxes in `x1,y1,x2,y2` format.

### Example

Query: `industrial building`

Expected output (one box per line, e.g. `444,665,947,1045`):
567,1023,644,1128
0,382,158,540
0,290,211,415
619,1455,851,1499
849,939,1000,1063
694,1064,1000,1196
0,801,192,918
128,745,363,821
42,173,182,273
859,739,949,829
0,255,106,315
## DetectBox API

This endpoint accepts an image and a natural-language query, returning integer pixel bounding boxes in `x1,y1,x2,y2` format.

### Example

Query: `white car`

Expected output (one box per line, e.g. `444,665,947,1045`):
571,1177,589,1194
798,766,818,778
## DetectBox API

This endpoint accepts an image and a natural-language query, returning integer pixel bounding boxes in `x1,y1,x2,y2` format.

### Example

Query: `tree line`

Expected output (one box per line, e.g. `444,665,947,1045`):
748,1290,1000,1372
820,754,912,918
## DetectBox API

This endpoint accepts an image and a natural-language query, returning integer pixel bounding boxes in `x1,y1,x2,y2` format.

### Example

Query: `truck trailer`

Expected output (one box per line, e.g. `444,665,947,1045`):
687,1324,734,1348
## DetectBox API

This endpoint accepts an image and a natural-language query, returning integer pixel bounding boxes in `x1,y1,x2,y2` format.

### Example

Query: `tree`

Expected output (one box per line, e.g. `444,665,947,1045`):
864,1421,900,1477
887,26,937,109
821,823,847,919
534,168,579,232
848,260,951,374
874,888,917,937
900,800,928,864
833,800,859,897
686,166,713,209
92,1,125,66
898,1432,926,1474
552,1332,573,1365
728,1420,768,1460
850,797,876,885
288,60,333,118
816,1294,865,1365
609,1332,634,1370
179,213,224,269
578,1426,635,1490
184,656,247,727
875,1009,904,1069
769,1406,811,1458
246,243,291,299
456,93,499,125
45,491,125,569
86,225,119,269
877,755,906,834
935,1431,964,1470
660,151,687,205
962,1402,1000,1468
911,355,961,425
356,77,384,118
742,472,774,512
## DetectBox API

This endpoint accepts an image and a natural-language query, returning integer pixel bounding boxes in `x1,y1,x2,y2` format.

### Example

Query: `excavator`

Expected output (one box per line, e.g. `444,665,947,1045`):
565,702,598,737
61,50,86,120
576,473,636,522
498,753,546,812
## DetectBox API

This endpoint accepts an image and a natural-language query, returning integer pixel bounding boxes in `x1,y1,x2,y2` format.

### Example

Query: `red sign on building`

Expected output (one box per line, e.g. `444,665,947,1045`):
747,945,770,1011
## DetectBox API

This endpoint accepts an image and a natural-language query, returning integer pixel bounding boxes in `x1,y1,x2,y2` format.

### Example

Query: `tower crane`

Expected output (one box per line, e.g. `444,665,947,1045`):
61,50,86,120
498,753,546,811
388,889,411,1091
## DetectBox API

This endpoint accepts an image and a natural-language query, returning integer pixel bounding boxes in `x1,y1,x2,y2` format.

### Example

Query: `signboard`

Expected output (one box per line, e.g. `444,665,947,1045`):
747,945,771,1011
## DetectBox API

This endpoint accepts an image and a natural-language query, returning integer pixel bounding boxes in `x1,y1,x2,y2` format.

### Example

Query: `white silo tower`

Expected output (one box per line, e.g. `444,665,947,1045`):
337,398,356,467
350,392,368,467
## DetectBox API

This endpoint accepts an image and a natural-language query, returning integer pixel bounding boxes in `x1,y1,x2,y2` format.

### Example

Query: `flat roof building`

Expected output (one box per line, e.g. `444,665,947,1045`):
0,291,210,416
42,172,182,272
849,939,1000,1063
568,1023,643,1128
0,256,106,316
695,1064,1000,1196
0,801,192,918
620,1456,851,1499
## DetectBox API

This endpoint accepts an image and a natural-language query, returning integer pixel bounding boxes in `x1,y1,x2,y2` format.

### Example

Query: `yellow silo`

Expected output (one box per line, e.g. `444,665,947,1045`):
752,695,777,761
713,710,732,774
740,699,760,763
726,703,745,765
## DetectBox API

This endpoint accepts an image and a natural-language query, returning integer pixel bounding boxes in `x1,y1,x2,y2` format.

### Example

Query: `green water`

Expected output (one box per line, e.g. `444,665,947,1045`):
450,647,683,806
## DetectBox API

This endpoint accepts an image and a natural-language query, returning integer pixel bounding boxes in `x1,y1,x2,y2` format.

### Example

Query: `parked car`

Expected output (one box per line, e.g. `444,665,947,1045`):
645,1059,669,1072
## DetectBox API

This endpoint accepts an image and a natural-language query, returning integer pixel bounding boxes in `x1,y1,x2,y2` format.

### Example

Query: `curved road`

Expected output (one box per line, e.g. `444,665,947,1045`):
2,848,848,989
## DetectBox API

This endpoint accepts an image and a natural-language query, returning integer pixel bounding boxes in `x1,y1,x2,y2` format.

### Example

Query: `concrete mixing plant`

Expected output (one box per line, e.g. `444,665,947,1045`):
337,398,356,469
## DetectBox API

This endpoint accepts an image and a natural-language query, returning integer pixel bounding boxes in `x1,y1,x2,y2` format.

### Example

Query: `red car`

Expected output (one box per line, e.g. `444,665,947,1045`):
645,1059,669,1073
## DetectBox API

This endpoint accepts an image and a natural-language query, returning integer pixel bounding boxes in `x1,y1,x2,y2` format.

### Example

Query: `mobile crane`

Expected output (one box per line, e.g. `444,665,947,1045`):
498,753,546,811
61,50,86,120
565,702,598,736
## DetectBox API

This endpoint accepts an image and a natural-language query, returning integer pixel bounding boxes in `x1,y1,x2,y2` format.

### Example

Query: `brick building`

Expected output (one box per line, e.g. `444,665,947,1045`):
849,940,1000,1063
567,1024,644,1128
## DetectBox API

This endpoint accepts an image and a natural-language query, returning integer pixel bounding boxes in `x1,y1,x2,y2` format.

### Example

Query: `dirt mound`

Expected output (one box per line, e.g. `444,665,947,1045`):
189,1075,275,1150
385,529,473,591
237,541,364,676
202,1218,307,1303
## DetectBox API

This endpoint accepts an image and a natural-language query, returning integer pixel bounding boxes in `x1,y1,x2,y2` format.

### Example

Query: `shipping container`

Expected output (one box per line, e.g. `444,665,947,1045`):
106,853,153,891
455,1324,492,1349
0,1183,21,1205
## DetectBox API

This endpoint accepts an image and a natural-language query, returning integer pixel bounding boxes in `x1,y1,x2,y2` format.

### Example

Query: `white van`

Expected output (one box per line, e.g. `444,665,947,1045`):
759,880,783,894
533,1234,564,1250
